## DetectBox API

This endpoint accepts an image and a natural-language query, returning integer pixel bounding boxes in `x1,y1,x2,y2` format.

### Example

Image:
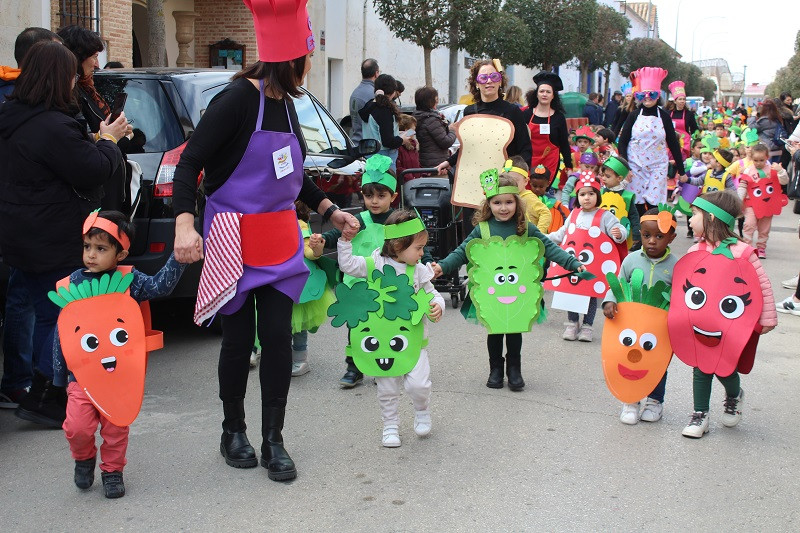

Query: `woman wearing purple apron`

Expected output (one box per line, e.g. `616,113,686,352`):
172,0,358,482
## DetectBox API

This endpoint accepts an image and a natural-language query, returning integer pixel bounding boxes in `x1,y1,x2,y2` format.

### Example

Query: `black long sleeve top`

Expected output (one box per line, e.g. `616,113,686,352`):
358,101,403,150
172,77,327,217
669,107,699,136
448,98,532,167
617,105,685,174
522,109,573,169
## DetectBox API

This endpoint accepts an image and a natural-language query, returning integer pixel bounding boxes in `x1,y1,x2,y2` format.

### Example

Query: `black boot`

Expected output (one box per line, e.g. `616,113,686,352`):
506,353,525,392
260,399,297,481
74,457,96,489
15,371,66,428
486,356,504,389
220,399,257,468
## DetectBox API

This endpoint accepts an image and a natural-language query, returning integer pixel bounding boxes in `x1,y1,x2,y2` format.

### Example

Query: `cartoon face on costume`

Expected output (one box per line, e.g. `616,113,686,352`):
57,292,147,426
702,175,725,194
346,314,425,376
602,301,672,403
745,174,789,218
600,191,629,221
668,248,764,377
330,264,434,377
543,219,621,298
466,235,544,334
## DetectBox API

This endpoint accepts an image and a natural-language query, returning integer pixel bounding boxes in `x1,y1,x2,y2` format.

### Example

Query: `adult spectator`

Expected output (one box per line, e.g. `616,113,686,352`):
618,67,685,214
348,58,379,143
522,71,572,183
0,41,126,427
58,25,133,213
394,79,405,106
0,26,62,411
755,99,786,163
583,92,603,125
505,85,523,108
172,0,358,481
413,86,456,168
612,91,635,135
778,93,799,168
604,90,622,128
104,61,124,69
359,73,412,171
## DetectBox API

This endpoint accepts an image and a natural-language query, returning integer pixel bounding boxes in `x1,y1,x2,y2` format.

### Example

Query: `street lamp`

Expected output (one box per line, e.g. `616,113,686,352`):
740,64,747,106
674,0,686,50
691,16,726,63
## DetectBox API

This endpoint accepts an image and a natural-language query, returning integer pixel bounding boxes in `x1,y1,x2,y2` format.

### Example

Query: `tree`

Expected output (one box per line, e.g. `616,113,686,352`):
619,38,679,78
766,30,800,98
503,0,598,71
373,0,499,86
573,4,629,94
461,11,532,68
147,0,166,67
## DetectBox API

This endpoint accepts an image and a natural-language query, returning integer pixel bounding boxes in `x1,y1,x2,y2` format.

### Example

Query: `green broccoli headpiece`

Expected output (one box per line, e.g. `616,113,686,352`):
47,271,134,309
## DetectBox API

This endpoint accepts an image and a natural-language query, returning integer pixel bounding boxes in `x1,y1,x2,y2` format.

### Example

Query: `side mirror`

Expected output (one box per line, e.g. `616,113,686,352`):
326,139,382,169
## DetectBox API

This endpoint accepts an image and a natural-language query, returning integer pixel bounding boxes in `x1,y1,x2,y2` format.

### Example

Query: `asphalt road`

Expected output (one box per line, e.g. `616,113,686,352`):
1,207,799,532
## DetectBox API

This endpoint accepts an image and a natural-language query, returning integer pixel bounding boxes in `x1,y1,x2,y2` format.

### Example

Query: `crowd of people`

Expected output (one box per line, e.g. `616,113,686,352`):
0,0,798,504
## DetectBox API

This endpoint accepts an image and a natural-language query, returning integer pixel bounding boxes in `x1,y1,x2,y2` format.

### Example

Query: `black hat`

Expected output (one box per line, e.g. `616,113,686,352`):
533,71,563,92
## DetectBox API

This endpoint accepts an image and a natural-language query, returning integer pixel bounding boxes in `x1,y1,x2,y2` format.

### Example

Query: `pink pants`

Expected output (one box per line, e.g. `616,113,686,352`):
742,207,772,250
63,382,129,473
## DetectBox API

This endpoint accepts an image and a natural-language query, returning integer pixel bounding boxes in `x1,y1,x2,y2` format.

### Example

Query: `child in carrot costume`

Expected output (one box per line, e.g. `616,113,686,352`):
50,210,186,498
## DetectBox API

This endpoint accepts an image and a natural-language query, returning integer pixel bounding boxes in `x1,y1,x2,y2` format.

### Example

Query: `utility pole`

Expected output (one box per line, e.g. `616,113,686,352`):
740,64,747,106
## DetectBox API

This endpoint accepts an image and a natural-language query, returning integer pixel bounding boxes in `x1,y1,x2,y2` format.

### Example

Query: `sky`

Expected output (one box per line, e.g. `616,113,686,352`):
651,0,799,85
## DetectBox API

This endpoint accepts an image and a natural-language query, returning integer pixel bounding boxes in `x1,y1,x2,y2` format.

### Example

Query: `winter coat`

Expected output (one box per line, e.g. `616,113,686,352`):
0,100,123,272
413,108,456,167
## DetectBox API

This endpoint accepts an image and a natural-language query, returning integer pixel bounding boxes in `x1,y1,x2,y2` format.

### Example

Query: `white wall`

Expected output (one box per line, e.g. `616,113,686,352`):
0,1,49,67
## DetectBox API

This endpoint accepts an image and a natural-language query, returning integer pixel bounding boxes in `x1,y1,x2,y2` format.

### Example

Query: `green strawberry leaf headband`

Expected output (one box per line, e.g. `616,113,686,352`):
384,209,426,240
480,168,518,199
362,154,397,192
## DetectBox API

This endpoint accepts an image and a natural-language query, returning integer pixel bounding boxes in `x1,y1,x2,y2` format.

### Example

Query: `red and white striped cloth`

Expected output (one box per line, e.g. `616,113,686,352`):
194,212,243,325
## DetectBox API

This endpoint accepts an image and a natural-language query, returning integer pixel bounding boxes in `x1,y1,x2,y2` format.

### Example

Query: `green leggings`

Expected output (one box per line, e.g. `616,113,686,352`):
693,367,740,412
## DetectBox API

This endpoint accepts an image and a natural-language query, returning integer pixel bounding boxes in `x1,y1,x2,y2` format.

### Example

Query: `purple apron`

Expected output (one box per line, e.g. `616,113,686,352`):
201,80,308,316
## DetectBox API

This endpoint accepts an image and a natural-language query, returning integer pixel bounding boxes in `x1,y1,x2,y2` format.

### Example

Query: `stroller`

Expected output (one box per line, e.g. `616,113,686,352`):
399,168,467,308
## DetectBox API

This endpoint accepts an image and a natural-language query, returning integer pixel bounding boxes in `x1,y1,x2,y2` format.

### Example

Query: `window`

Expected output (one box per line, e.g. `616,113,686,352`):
59,0,100,32
94,78,184,153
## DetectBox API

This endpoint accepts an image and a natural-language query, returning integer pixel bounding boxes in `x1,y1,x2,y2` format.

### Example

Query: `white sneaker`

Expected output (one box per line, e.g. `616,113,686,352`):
619,402,640,425
382,425,401,448
562,322,578,341
681,411,709,438
577,324,593,342
782,275,799,289
414,410,432,436
249,348,261,369
640,398,663,422
776,296,800,316
291,361,310,377
721,388,744,427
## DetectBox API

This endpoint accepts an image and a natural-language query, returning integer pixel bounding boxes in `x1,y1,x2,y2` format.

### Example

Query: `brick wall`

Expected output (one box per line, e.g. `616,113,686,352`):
194,0,258,69
50,0,132,67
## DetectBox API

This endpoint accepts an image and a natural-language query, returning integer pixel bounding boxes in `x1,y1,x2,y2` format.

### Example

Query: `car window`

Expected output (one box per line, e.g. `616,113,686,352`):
293,93,347,156
95,78,184,153
200,83,228,116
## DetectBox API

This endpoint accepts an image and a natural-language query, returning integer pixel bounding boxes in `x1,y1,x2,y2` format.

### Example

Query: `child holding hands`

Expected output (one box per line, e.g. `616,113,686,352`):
335,210,444,447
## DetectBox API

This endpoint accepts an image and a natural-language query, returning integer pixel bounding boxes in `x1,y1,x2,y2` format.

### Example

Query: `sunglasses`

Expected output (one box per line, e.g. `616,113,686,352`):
476,72,502,84
634,91,660,101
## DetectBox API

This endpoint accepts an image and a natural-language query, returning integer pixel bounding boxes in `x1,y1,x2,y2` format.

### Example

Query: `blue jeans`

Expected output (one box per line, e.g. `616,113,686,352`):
648,371,667,403
568,297,598,326
1,268,35,391
18,267,75,380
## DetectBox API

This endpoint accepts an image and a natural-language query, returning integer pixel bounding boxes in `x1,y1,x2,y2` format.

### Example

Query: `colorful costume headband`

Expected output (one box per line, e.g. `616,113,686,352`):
692,197,735,229
700,135,720,154
621,81,633,96
576,171,601,192
502,159,528,179
742,128,759,147
362,154,397,192
713,150,732,168
244,0,315,62
573,125,594,143
480,169,518,199
602,156,629,178
640,203,678,233
83,210,130,251
579,150,599,166
384,213,426,240
531,164,550,180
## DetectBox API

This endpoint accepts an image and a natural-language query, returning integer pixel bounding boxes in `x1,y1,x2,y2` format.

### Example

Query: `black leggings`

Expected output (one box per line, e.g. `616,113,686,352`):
218,284,293,403
487,333,522,362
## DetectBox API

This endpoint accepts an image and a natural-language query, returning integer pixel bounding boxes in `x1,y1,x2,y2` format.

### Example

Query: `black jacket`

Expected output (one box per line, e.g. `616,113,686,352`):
0,100,123,272
413,108,456,167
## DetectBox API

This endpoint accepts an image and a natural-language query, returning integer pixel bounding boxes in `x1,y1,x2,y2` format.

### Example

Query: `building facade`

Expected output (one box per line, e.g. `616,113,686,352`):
2,0,660,122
